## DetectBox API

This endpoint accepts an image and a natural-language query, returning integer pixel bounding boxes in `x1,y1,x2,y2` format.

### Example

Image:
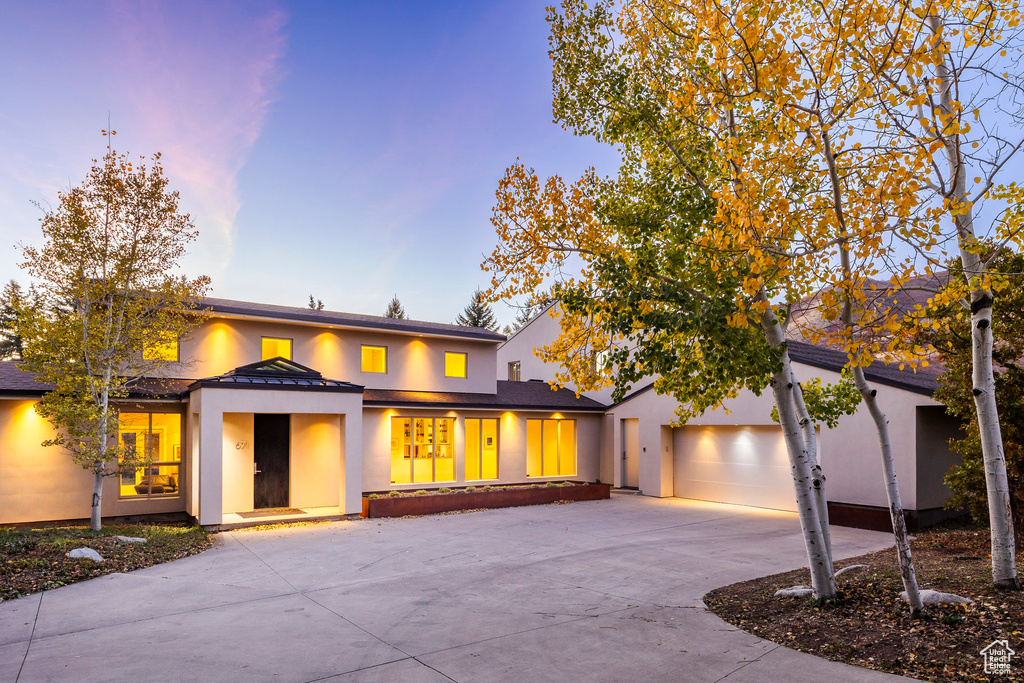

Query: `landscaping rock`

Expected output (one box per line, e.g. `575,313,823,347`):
774,585,812,598
68,548,104,562
114,536,147,543
900,589,974,605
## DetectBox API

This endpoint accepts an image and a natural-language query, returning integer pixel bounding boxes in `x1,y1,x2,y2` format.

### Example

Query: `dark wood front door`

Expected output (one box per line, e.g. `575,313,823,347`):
254,414,290,509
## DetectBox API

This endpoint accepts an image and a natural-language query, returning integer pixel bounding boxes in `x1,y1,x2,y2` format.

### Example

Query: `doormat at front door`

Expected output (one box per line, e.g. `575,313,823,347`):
237,508,306,518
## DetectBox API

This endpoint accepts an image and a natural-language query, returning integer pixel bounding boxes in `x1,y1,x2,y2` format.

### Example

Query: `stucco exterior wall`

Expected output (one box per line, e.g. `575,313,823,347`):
222,412,254,514
166,317,498,394
0,400,94,524
361,407,602,492
498,305,616,405
290,413,343,509
915,405,963,510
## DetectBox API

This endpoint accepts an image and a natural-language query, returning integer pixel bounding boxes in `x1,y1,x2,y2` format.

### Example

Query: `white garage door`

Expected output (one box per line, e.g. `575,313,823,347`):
672,425,796,512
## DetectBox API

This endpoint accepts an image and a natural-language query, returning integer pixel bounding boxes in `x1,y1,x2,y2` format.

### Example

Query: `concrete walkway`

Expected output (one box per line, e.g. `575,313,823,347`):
1,496,914,682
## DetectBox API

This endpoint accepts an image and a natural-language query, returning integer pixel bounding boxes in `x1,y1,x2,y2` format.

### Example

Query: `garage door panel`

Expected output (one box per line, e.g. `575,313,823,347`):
673,425,797,512
677,460,792,489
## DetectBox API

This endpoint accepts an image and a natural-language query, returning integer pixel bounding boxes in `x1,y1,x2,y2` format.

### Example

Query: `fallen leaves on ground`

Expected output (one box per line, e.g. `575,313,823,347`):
705,524,1023,682
1,524,212,601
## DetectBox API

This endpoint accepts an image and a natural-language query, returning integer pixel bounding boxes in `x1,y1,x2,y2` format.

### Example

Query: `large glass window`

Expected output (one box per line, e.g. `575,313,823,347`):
526,419,576,477
262,337,292,361
445,352,467,378
362,345,387,373
465,419,498,480
118,411,182,498
390,417,454,484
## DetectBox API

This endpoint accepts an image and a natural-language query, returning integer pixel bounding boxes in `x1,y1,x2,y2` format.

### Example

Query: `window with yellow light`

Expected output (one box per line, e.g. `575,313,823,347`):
362,345,387,373
118,411,183,498
261,337,292,361
143,335,179,362
465,418,498,480
445,352,467,378
390,416,455,484
526,418,576,477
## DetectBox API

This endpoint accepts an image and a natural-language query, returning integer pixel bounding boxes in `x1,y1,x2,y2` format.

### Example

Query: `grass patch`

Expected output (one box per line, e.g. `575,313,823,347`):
704,523,1024,682
1,524,212,601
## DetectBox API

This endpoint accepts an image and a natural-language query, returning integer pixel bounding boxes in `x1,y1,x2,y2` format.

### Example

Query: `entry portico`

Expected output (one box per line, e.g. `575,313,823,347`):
187,358,364,526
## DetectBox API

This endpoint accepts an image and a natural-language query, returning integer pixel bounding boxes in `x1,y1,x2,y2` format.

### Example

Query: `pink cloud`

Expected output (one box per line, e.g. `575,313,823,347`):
108,0,288,280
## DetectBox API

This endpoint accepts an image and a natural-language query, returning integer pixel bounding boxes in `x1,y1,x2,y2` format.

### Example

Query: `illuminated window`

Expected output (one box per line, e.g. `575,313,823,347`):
143,335,178,362
362,345,387,373
508,361,520,381
465,418,498,480
390,417,455,484
526,418,576,477
445,352,467,378
262,337,292,361
118,411,183,498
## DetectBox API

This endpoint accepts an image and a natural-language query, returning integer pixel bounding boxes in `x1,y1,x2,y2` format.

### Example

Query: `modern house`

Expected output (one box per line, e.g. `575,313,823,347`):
498,304,963,531
0,297,961,531
0,298,604,527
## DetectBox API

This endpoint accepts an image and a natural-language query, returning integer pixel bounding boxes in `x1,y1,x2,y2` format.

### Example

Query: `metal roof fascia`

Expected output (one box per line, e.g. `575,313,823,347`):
361,401,605,412
205,309,505,343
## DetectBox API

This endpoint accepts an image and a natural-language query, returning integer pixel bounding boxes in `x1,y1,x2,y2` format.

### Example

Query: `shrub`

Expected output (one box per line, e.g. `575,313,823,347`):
545,481,558,487
561,481,575,487
414,490,429,496
367,493,379,499
465,486,476,492
438,487,452,493
388,490,403,497
481,485,492,491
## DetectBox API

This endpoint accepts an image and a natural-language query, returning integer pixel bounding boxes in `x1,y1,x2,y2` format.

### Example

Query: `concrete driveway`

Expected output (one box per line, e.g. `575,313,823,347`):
1,495,913,682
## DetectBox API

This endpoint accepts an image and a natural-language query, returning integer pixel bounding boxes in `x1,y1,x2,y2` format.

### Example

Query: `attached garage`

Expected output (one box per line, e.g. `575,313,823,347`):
672,425,796,512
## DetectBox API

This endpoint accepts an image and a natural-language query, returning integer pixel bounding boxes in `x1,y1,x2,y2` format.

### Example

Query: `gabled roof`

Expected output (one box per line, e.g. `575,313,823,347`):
199,297,506,343
608,340,940,409
188,357,363,393
498,300,558,349
787,340,939,396
363,380,606,411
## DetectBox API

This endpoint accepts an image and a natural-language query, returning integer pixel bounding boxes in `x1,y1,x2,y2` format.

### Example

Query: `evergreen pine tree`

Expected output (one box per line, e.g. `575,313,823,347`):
383,295,407,319
308,294,324,310
456,289,498,331
0,280,30,360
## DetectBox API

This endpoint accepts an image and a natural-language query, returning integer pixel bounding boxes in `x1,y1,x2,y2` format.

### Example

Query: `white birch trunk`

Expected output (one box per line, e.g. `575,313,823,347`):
791,374,832,563
927,14,1019,588
815,103,927,603
851,366,925,615
90,467,104,531
971,296,1019,587
760,309,836,598
92,368,111,532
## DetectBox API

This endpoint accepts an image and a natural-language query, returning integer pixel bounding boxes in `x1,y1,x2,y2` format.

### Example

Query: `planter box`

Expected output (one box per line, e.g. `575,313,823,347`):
361,483,611,519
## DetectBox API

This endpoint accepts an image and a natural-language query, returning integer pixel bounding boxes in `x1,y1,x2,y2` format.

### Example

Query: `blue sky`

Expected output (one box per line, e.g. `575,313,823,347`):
0,0,620,327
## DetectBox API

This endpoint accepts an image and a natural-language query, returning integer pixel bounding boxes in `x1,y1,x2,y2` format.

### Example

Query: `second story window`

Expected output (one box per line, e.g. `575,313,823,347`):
445,352,467,378
262,337,292,361
362,345,387,373
508,361,521,382
143,334,179,362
